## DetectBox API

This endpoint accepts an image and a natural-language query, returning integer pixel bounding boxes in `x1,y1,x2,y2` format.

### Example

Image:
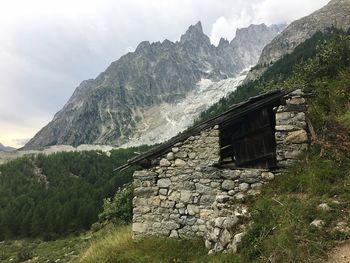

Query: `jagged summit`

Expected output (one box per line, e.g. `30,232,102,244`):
180,21,211,46
180,21,203,39
24,22,281,150
235,23,266,35
135,41,151,52
231,24,282,46
218,38,230,48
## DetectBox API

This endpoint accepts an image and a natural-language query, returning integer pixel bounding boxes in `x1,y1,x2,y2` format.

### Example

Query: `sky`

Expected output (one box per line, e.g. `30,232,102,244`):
0,0,329,148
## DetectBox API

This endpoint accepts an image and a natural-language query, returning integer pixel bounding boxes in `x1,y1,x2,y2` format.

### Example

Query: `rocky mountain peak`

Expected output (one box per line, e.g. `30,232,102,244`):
183,21,203,36
236,23,267,34
24,22,282,150
217,38,230,48
232,24,281,46
180,21,210,46
162,39,174,46
135,41,151,53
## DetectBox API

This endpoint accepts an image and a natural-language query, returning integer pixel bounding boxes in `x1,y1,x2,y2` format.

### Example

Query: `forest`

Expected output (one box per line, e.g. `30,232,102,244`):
0,146,148,240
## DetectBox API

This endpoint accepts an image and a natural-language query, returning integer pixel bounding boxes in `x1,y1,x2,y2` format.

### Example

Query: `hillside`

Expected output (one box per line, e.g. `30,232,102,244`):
0,147,149,240
73,29,350,263
23,23,283,150
258,0,350,65
196,28,350,124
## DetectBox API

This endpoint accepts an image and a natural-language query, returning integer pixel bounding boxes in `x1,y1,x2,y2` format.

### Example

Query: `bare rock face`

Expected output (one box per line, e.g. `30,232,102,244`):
258,0,350,65
24,22,281,150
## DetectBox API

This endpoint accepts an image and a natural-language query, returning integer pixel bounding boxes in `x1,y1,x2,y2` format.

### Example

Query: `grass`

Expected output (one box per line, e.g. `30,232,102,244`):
339,108,350,129
0,234,90,263
75,225,242,263
241,149,350,262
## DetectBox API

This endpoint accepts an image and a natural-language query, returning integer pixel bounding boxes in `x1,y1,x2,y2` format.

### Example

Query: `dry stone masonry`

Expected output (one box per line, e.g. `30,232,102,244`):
132,89,309,254
275,89,309,167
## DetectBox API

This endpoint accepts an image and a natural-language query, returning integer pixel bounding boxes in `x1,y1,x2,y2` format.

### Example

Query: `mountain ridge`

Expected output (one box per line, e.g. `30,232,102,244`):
0,143,16,152
24,22,283,150
257,0,350,65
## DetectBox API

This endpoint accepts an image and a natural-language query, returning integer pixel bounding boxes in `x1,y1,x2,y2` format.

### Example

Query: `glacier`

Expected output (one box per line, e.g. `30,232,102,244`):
122,70,248,148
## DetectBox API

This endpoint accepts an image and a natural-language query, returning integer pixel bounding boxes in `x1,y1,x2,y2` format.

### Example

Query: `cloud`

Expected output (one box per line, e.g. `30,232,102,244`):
12,138,30,148
210,11,254,46
252,0,330,24
0,120,41,148
0,0,330,147
209,0,330,45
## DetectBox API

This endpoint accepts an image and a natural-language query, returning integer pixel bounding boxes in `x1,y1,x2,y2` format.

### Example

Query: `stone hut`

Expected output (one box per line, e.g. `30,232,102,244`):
116,89,309,253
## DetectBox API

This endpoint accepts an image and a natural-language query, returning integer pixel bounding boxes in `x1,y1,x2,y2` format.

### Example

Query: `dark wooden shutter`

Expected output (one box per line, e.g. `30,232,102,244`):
231,107,277,168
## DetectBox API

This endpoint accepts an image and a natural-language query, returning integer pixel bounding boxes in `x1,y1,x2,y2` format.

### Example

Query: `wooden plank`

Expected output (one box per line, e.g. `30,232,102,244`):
233,123,276,168
231,123,271,142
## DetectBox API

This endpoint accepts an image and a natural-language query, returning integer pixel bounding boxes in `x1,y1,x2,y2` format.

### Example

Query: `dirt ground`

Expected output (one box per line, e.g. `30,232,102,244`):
326,241,350,263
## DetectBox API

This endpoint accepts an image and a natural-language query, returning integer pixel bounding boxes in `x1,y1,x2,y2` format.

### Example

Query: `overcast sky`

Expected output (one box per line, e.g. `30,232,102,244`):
0,0,329,148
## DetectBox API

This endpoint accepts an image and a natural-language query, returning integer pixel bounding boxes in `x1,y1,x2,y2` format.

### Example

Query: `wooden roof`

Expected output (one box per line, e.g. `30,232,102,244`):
115,89,290,171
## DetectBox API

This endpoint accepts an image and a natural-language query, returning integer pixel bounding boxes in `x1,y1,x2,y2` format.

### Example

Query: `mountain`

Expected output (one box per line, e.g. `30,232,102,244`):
258,0,350,65
0,143,16,152
24,22,283,150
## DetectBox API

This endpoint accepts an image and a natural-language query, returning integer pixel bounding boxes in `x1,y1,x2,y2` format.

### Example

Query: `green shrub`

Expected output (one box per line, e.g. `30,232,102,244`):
98,183,134,225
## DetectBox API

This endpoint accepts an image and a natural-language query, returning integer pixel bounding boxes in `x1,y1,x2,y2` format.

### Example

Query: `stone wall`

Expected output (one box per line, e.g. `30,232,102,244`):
275,89,309,167
132,89,308,254
132,126,276,253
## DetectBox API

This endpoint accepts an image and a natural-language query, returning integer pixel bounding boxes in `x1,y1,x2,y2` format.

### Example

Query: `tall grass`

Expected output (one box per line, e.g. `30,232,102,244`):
75,225,241,263
77,225,132,263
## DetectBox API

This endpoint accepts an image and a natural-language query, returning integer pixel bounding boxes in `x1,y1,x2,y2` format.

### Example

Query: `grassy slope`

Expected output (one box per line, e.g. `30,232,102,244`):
0,234,90,263
74,150,350,263
6,146,348,263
